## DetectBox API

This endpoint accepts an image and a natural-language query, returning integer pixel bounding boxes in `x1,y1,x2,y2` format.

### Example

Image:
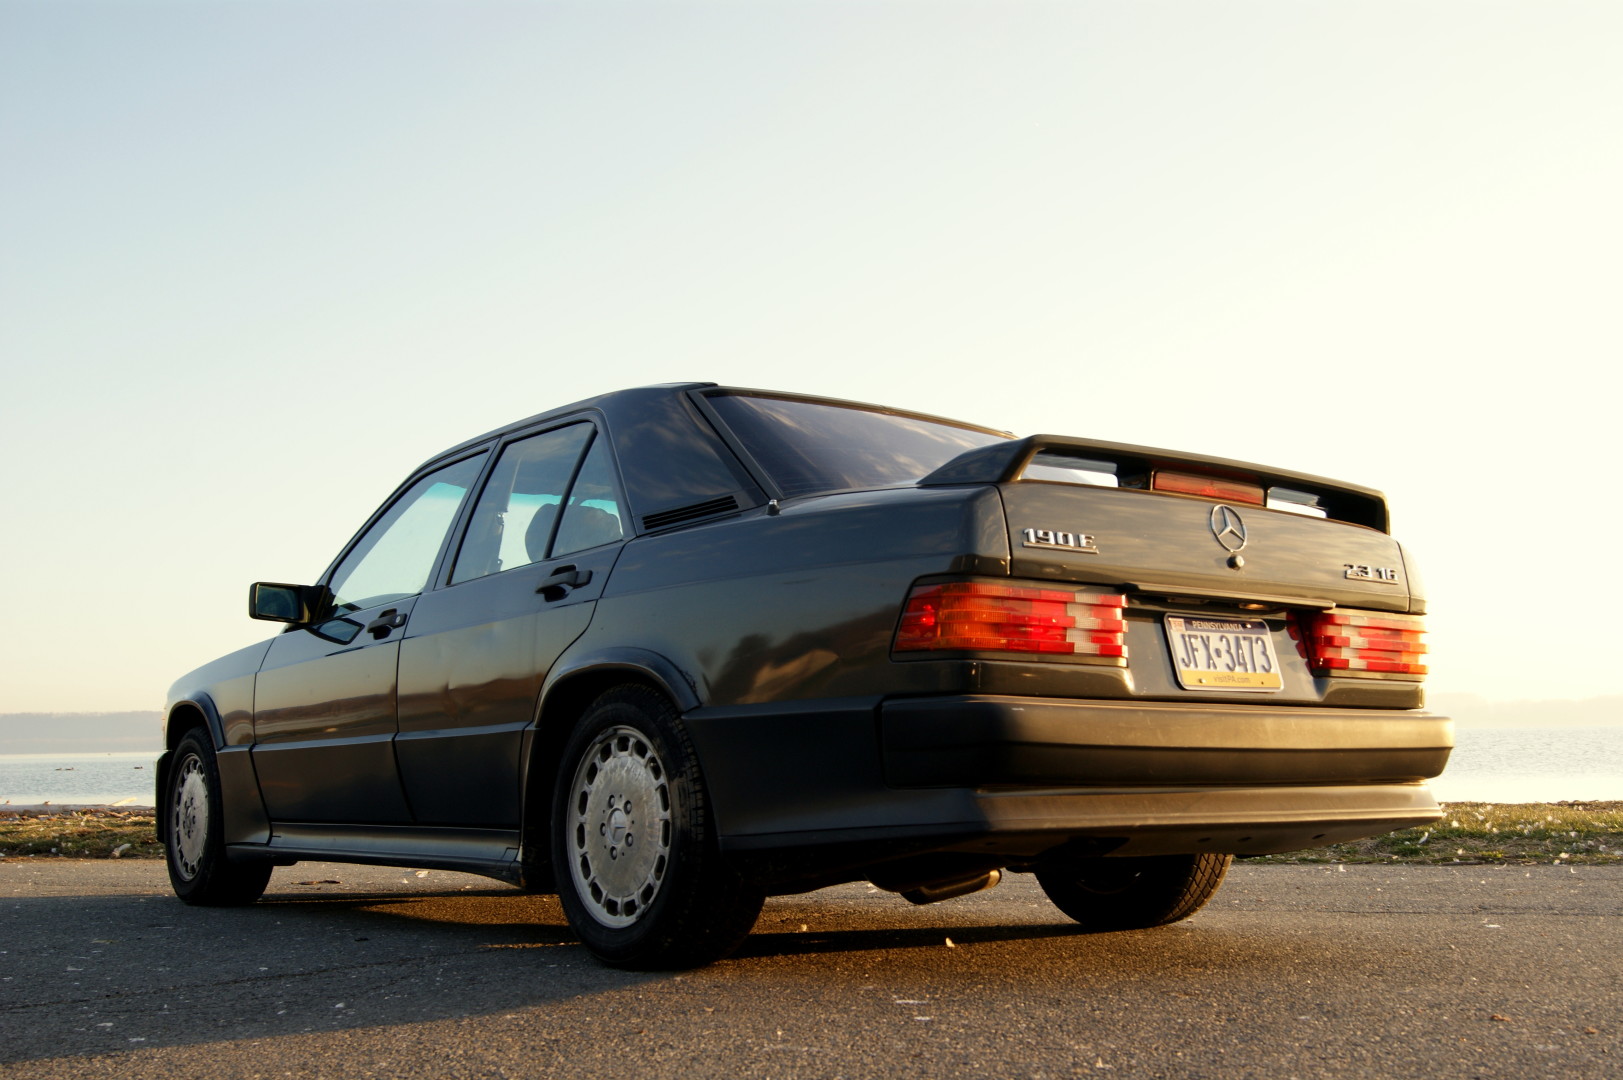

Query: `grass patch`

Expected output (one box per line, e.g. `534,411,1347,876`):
1259,801,1623,865
4,802,1621,866
0,808,161,860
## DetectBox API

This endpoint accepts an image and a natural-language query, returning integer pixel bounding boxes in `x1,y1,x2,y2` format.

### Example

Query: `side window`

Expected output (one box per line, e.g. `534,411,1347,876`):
328,454,487,613
553,433,626,556
451,424,593,584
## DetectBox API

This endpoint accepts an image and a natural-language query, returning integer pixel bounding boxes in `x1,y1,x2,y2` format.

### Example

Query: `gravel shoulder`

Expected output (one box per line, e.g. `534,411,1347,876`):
6,801,1621,864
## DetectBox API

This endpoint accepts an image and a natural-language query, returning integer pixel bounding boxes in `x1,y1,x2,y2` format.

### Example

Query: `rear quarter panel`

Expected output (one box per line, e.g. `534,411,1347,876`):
559,484,1009,847
585,485,1010,706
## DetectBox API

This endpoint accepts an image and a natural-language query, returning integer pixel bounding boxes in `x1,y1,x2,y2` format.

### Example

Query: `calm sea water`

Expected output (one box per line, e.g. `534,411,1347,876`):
1427,726,1623,802
0,751,158,806
2,727,1620,806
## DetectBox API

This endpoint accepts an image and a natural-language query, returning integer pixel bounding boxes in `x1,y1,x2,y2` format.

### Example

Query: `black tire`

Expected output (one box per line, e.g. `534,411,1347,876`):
551,686,764,969
164,732,272,906
1037,852,1231,930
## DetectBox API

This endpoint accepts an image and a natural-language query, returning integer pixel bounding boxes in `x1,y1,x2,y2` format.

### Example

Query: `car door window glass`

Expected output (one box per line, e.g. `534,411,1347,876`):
327,454,486,612
451,424,593,584
553,434,626,556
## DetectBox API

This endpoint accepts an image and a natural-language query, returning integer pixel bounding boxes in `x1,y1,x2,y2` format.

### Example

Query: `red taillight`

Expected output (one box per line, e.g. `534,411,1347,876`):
1151,469,1265,506
1302,610,1427,677
895,582,1128,659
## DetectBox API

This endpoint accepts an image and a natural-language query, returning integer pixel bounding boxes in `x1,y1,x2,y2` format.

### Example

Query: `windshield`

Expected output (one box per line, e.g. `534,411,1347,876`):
706,393,1007,498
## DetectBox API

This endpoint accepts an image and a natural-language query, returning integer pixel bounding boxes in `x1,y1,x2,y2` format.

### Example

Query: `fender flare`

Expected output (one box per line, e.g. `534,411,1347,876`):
155,695,226,847
515,647,700,889
539,646,702,717
164,694,227,750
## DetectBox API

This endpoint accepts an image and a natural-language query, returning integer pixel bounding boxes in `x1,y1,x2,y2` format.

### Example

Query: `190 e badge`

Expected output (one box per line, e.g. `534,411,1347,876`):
1022,527,1098,554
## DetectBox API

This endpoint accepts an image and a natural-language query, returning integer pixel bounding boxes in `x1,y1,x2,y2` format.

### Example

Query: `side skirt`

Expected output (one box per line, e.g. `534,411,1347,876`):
226,823,525,886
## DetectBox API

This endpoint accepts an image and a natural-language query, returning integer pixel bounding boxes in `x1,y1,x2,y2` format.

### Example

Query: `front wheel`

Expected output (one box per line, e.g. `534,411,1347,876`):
1037,852,1231,930
551,686,763,969
165,732,272,906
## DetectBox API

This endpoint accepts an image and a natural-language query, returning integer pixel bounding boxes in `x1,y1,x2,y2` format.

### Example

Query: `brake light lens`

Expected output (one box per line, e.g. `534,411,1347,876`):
1152,470,1265,506
1298,610,1428,677
895,582,1128,659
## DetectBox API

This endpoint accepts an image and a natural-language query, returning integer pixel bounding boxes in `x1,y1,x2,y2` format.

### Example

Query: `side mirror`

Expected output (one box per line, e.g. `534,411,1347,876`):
249,582,323,624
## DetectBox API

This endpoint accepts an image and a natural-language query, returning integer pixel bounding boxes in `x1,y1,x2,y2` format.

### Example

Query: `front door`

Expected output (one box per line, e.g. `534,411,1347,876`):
252,453,486,823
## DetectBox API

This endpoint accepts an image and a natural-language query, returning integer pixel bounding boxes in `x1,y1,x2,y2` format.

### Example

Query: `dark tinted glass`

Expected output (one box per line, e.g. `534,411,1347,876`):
707,394,1006,498
451,424,593,584
553,434,626,556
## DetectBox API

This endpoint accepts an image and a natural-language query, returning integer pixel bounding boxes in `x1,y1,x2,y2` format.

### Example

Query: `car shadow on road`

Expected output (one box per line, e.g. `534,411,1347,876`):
0,878,1377,1067
254,882,1109,961
253,884,584,944
253,885,1103,962
0,885,646,1066
735,920,1090,960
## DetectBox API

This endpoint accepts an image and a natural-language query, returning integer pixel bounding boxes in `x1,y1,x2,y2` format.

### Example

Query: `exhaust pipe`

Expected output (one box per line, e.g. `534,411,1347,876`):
900,868,1002,906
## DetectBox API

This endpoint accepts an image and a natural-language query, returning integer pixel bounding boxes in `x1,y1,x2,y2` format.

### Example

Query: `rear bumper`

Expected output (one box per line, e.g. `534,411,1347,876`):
881,694,1452,787
690,694,1451,889
721,780,1446,892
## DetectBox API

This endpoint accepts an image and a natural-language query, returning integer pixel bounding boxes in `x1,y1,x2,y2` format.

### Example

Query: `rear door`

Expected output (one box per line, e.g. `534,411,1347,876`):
394,421,629,826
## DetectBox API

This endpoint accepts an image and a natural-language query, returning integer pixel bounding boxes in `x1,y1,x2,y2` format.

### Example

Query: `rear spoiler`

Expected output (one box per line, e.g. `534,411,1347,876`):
918,434,1389,532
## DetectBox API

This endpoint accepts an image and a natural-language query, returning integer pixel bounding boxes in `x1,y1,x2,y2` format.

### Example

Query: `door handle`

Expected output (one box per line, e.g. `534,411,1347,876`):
365,610,407,639
537,565,592,601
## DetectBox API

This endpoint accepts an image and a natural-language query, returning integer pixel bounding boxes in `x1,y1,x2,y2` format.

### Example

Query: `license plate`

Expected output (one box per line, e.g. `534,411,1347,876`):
1165,616,1284,692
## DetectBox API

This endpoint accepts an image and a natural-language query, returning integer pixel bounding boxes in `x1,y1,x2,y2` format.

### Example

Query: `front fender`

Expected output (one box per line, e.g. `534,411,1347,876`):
164,637,272,747
161,636,275,847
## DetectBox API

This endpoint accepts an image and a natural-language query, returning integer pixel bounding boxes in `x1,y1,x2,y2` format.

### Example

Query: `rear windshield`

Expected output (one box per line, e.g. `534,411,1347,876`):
706,393,1007,498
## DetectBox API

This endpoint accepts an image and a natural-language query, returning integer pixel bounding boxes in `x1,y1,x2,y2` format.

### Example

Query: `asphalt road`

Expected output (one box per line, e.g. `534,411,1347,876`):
0,860,1617,1079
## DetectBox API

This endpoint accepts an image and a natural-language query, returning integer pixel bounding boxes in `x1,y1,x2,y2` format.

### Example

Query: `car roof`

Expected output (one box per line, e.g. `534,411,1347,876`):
421,382,719,467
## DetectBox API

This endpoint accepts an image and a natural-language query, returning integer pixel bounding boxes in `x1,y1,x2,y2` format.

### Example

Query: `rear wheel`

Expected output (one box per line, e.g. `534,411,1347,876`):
552,686,763,969
1037,852,1231,930
165,732,272,906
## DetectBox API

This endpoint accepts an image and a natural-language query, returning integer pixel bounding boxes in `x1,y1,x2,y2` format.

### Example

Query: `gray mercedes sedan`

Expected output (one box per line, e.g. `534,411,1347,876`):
159,383,1449,968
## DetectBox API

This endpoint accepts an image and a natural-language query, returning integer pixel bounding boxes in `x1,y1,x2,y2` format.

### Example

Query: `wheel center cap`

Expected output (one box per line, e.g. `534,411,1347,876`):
607,806,629,845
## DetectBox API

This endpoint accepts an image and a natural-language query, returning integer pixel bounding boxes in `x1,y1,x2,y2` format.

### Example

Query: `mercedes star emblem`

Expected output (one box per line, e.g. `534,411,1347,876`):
1209,504,1248,553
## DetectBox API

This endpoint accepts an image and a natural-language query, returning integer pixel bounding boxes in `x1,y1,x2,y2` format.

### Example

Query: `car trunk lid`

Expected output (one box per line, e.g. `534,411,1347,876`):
922,435,1416,613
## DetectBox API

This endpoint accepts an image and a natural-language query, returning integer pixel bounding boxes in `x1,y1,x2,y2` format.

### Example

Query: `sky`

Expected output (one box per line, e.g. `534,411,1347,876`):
2,1,1620,716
